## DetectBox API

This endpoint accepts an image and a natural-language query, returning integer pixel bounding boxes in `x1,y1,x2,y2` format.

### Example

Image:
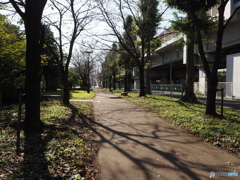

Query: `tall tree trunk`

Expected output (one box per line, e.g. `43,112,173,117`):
139,41,146,97
146,66,151,95
186,0,227,117
181,43,197,103
103,80,106,88
113,71,116,90
62,76,70,104
24,1,47,134
204,2,226,117
0,84,2,107
24,37,43,133
139,64,145,97
124,70,128,92
124,68,132,92
146,41,152,95
206,74,218,116
59,65,69,104
127,70,132,91
108,76,112,89
61,67,70,104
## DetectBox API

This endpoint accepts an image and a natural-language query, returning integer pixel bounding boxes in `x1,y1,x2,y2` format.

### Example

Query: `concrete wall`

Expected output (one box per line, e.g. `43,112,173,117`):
148,1,240,94
152,44,183,68
198,69,207,95
223,13,240,48
226,53,240,98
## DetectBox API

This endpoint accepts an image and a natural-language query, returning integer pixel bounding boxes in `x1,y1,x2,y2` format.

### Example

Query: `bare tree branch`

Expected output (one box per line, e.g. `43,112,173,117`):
9,0,25,21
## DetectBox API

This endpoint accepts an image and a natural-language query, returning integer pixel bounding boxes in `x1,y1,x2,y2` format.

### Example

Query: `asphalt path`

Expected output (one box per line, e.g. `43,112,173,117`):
93,89,240,180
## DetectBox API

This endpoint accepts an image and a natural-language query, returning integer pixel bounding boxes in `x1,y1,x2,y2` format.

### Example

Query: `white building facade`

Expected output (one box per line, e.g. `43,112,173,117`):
148,0,240,98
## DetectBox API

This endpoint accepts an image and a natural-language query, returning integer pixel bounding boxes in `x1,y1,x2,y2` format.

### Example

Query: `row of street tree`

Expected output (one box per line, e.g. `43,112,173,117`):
0,0,97,134
99,0,233,118
96,0,163,97
0,0,233,135
165,0,231,117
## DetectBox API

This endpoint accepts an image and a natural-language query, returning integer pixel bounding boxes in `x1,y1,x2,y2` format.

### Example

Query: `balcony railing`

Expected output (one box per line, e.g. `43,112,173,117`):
151,84,184,92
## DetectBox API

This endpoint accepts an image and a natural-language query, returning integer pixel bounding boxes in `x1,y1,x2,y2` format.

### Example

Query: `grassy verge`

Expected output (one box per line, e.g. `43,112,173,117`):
0,101,98,179
43,90,96,100
111,90,240,156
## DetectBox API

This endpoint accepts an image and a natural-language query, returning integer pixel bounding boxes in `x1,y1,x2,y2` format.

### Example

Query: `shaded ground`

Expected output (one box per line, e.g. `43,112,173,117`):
93,89,240,180
152,92,240,110
0,101,99,179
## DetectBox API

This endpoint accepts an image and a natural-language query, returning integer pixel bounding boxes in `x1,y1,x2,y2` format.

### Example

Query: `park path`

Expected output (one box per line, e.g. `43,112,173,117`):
92,89,240,180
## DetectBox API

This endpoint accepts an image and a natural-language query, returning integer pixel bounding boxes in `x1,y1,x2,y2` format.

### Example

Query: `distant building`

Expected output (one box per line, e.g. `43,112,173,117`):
141,0,240,98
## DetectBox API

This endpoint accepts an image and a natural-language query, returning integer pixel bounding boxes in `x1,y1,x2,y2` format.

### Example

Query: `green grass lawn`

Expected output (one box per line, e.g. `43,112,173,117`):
0,101,98,179
43,90,96,100
110,90,240,156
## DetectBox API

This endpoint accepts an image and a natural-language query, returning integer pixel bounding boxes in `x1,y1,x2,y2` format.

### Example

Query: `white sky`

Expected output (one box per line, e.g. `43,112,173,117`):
1,0,178,54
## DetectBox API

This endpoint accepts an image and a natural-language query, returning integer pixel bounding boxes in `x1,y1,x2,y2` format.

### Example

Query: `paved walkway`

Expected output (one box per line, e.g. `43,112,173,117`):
93,89,240,180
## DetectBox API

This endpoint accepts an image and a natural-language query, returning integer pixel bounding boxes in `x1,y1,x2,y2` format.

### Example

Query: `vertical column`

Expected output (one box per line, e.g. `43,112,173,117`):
199,68,207,96
226,54,233,98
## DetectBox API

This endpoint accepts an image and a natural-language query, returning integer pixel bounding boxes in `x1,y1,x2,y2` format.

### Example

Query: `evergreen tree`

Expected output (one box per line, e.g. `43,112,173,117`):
167,11,214,103
105,43,119,90
41,25,61,91
172,14,198,103
0,14,26,104
119,15,136,92
137,0,162,95
165,0,228,117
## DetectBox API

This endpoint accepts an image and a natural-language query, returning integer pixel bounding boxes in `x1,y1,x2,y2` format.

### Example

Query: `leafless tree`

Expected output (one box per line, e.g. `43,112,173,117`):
43,0,95,104
95,0,166,96
72,50,96,92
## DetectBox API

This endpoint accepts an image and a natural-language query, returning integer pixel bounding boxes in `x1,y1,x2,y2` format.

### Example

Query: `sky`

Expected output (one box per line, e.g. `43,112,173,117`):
1,0,178,55
81,0,177,51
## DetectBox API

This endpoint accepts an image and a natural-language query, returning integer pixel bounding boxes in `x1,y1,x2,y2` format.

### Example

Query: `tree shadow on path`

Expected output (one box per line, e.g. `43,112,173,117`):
83,117,213,180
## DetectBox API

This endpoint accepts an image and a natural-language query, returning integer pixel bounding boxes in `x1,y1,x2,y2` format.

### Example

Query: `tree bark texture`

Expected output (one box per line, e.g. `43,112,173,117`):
0,84,2,107
124,71,128,92
139,64,145,97
108,76,112,90
24,0,47,134
206,75,218,116
60,66,70,105
204,2,226,117
124,70,132,92
186,0,227,117
113,71,116,90
139,40,146,97
146,41,152,95
146,66,152,95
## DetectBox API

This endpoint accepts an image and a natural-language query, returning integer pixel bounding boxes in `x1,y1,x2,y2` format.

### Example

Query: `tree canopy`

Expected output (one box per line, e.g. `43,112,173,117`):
0,14,26,104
